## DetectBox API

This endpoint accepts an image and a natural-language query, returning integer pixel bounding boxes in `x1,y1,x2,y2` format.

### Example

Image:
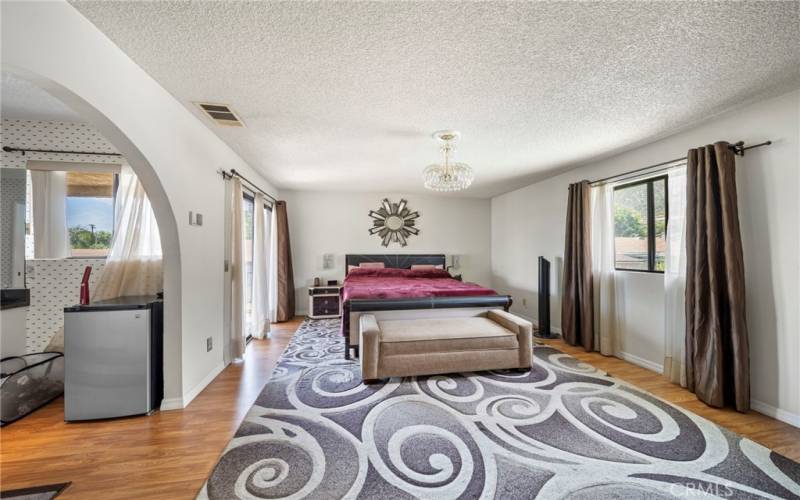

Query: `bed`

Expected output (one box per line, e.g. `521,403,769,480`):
341,254,512,359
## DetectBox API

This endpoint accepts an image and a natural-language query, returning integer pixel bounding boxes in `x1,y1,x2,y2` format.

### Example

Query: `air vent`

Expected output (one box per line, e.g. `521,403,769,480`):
194,102,245,127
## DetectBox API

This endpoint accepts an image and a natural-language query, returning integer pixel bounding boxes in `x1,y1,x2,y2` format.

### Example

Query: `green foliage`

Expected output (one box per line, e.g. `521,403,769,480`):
614,206,647,238
69,226,112,249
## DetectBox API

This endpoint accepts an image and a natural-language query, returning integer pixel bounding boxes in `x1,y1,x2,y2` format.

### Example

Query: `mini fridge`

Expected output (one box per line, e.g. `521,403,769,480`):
64,296,163,421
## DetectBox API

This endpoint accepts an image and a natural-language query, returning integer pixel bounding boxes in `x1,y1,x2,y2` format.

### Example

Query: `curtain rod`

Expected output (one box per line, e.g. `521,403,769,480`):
219,168,277,203
588,140,772,187
2,146,123,157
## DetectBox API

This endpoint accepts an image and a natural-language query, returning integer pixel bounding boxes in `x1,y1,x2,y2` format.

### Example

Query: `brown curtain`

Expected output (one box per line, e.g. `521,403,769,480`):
274,200,295,322
561,180,594,350
685,142,750,412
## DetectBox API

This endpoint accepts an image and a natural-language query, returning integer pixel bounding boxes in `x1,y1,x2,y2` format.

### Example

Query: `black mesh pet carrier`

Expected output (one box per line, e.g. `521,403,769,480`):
0,352,64,426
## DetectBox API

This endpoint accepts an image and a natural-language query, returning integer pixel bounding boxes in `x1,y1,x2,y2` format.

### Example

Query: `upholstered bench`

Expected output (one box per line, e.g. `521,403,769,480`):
359,310,533,382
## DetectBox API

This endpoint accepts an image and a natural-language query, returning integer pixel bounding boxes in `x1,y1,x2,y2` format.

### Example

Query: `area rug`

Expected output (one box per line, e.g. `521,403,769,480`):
199,319,800,499
0,482,70,500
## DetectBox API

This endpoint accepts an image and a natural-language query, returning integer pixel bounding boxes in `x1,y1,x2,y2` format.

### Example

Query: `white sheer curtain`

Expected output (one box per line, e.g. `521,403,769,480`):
93,164,162,301
250,194,272,339
268,207,279,323
228,178,247,361
591,182,619,355
663,164,688,386
30,170,69,259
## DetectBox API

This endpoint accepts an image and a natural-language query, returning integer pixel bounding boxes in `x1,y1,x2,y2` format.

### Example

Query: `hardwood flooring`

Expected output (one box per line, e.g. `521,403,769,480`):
0,318,301,500
1,318,798,499
540,337,800,461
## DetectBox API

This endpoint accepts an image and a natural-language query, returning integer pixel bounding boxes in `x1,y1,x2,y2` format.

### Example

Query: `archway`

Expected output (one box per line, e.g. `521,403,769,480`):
2,66,184,402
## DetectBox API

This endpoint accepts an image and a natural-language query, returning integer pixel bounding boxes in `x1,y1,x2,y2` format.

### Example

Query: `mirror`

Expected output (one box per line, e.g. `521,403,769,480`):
367,198,421,247
1,167,27,289
385,215,404,231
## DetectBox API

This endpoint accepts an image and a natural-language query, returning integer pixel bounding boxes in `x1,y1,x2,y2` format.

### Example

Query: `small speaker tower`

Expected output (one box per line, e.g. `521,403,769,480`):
535,256,558,339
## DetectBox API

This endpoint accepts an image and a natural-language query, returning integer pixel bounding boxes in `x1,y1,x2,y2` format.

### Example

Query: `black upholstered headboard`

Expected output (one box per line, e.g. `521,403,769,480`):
345,254,446,275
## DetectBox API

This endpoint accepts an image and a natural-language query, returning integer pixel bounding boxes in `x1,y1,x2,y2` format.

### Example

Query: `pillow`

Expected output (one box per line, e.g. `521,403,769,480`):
410,264,443,270
347,262,386,273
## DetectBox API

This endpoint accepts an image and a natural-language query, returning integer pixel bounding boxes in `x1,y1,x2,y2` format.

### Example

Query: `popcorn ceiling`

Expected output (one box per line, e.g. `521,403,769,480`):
60,1,800,197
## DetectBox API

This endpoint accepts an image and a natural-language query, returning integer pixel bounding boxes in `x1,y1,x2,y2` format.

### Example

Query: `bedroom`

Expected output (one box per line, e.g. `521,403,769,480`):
1,1,798,499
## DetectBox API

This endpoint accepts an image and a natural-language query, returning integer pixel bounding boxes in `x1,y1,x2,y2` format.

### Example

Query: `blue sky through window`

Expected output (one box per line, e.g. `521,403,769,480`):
66,197,113,232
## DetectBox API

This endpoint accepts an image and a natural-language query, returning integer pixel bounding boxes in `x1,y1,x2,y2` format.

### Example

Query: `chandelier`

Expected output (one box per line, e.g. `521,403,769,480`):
423,130,474,192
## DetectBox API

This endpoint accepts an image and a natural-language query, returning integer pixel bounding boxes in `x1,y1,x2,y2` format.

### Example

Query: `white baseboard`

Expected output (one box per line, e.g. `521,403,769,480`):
159,397,183,411
159,360,227,411
616,351,664,374
751,399,800,428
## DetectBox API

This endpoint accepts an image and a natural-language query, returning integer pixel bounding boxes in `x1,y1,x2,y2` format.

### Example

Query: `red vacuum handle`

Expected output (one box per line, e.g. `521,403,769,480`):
79,266,92,305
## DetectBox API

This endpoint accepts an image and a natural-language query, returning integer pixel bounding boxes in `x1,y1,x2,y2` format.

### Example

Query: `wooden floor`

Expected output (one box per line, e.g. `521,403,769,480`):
0,319,302,499
1,318,798,499
540,337,800,461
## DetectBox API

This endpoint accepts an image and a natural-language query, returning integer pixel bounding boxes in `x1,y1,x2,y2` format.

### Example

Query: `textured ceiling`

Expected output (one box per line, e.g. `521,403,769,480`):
2,72,85,123
71,1,799,197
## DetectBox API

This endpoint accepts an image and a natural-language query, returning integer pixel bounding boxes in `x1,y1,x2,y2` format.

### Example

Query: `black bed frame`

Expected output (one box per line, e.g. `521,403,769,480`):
342,254,512,359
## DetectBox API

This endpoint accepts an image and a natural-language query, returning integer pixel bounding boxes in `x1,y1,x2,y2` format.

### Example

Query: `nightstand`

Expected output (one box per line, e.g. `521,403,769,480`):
308,285,342,319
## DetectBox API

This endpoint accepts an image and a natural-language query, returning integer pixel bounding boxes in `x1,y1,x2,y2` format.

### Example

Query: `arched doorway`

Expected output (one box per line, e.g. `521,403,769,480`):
2,67,184,402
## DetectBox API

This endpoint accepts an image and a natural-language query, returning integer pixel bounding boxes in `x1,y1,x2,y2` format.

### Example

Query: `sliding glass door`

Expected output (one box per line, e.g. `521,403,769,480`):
242,192,272,341
242,195,255,340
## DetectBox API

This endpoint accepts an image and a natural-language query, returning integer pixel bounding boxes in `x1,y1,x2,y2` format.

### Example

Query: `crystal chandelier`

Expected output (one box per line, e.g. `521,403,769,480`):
423,130,474,192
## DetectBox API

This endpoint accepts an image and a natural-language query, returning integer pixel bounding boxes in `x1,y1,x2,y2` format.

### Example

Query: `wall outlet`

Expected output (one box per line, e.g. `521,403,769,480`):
522,298,528,308
206,337,213,352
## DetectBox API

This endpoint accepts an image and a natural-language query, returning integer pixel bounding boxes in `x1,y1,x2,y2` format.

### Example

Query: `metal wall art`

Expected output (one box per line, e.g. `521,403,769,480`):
368,198,420,247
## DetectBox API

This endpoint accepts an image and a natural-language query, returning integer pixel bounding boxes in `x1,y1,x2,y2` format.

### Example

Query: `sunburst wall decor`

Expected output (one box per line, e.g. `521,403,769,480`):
368,198,420,247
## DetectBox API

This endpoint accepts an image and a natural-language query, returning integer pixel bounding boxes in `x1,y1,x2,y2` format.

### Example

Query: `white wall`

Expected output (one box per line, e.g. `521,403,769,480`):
1,1,280,408
492,89,800,424
283,191,492,314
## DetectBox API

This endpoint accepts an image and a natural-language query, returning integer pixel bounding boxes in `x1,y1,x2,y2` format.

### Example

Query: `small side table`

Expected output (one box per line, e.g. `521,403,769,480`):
308,285,342,319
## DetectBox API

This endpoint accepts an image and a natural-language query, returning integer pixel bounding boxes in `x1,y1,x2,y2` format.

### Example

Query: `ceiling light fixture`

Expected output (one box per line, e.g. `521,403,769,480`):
423,130,474,192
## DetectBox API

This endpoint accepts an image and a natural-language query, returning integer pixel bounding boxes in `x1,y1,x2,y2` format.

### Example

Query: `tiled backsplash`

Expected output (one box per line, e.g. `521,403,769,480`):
25,258,106,352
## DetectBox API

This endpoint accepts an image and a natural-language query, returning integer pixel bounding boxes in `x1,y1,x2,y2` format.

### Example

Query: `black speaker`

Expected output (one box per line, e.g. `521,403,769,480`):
535,257,557,339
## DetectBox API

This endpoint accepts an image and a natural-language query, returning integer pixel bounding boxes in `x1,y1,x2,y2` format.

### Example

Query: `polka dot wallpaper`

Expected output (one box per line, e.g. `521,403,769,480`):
1,119,121,353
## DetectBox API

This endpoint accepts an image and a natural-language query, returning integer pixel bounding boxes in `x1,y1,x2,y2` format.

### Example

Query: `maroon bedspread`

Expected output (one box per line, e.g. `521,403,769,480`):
340,268,497,339
343,268,496,302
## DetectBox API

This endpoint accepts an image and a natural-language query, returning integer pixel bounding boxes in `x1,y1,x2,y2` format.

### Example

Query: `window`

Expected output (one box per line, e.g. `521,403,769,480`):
613,175,667,272
65,171,117,257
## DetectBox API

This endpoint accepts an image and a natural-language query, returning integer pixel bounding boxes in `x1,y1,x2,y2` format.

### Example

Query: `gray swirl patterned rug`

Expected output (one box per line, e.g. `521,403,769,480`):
199,319,800,499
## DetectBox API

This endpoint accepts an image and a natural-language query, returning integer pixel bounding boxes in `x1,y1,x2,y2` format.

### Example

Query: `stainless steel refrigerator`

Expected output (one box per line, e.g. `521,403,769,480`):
64,296,163,421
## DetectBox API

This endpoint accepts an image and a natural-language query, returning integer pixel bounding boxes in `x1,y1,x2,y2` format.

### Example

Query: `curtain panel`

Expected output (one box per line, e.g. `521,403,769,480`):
685,142,750,411
274,201,295,322
251,194,271,339
590,182,617,355
561,180,594,350
93,165,162,301
30,170,69,259
268,207,279,323
664,165,688,387
228,178,247,361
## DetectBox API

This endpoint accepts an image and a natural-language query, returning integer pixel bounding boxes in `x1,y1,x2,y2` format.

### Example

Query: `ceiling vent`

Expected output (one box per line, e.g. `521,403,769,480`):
194,102,245,127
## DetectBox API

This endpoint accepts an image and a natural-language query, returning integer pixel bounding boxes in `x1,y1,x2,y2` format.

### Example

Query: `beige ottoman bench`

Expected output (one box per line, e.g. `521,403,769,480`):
359,310,533,382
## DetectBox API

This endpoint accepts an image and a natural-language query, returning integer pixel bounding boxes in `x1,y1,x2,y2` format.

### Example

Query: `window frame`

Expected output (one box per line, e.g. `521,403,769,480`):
612,174,669,274
65,172,120,259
